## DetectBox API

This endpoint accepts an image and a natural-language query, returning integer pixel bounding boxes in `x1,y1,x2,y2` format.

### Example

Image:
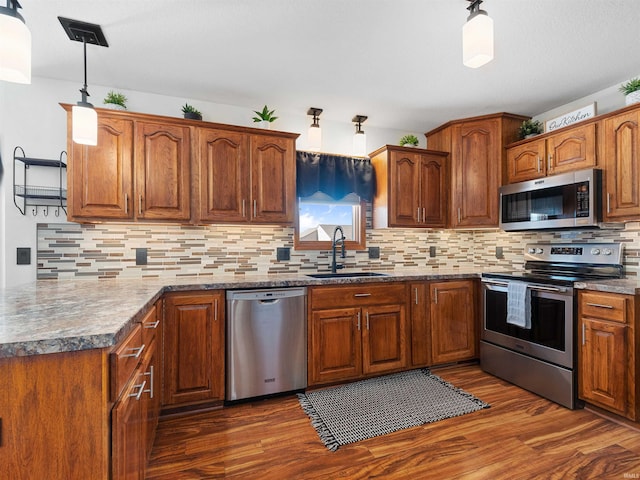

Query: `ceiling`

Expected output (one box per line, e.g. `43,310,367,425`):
22,0,640,133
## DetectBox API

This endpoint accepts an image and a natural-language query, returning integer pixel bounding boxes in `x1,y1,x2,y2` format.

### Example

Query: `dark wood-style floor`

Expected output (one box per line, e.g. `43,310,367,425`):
146,365,640,479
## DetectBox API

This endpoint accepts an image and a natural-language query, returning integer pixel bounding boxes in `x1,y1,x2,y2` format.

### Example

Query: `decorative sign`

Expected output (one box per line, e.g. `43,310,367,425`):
545,103,597,133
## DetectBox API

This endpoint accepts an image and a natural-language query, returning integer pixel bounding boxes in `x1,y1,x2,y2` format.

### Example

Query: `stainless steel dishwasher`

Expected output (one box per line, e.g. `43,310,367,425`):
226,287,307,401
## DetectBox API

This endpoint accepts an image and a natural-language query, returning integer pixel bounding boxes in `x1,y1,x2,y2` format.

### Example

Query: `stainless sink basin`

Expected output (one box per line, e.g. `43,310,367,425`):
306,272,389,279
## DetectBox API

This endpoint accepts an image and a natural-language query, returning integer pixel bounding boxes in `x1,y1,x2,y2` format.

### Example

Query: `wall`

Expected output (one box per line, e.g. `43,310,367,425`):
0,76,410,287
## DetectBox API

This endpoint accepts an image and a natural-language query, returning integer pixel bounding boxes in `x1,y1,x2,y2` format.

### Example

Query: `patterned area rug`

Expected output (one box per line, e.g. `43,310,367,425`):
298,368,490,451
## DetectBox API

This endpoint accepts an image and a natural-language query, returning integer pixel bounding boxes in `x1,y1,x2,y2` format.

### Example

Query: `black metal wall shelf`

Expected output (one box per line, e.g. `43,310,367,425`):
13,146,68,217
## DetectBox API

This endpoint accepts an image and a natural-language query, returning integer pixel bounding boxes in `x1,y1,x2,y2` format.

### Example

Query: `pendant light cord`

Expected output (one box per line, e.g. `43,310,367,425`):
80,37,90,104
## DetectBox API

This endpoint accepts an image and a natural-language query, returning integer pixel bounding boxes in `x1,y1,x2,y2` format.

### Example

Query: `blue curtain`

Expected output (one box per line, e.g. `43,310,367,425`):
296,151,375,201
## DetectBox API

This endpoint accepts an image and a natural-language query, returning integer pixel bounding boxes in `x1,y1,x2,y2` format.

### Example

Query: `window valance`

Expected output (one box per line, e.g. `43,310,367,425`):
296,151,375,201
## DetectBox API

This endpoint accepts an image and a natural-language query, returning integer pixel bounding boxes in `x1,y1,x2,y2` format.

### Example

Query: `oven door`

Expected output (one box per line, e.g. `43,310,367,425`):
481,278,574,368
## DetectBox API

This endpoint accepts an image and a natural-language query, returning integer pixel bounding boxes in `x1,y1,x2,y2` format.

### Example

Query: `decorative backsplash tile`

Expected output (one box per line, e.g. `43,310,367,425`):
37,222,640,280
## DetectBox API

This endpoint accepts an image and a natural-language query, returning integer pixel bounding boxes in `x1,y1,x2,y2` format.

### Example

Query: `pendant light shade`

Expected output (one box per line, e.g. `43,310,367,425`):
72,103,98,145
352,115,368,157
0,0,31,84
307,107,323,152
463,0,494,69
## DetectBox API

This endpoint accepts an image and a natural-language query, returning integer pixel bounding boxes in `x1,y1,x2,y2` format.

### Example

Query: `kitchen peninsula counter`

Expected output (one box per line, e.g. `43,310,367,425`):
0,269,482,358
574,277,640,295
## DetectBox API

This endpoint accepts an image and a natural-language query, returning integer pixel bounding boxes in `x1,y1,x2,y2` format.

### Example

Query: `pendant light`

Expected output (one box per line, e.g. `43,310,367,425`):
462,0,494,69
0,0,31,84
352,115,368,157
307,107,323,152
59,17,109,146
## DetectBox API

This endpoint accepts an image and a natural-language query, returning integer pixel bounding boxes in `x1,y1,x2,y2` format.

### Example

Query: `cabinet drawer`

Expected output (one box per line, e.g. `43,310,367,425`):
310,283,406,309
580,291,627,323
141,304,160,347
111,323,144,401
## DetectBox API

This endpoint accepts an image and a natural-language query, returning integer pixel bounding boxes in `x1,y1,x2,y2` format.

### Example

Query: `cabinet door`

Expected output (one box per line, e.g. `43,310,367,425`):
68,115,134,219
579,318,627,415
362,303,407,375
547,123,597,176
112,368,145,480
451,119,500,227
603,109,640,221
198,128,249,222
135,122,191,221
250,135,295,223
506,138,546,183
430,280,477,364
389,150,420,226
409,282,431,367
163,292,225,407
309,307,362,385
420,154,447,227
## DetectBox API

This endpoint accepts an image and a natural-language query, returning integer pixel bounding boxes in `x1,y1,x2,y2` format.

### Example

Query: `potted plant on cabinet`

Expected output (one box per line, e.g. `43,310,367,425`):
182,103,202,120
252,105,278,128
103,90,127,110
518,119,543,139
399,134,419,147
619,78,640,106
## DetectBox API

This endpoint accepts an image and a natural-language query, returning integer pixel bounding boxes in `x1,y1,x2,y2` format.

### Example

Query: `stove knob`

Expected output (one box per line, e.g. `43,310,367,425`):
602,248,613,256
536,248,543,254
528,248,536,254
590,248,600,255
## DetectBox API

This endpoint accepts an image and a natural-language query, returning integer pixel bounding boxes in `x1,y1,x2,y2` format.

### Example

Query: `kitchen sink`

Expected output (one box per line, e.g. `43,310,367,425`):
306,272,389,279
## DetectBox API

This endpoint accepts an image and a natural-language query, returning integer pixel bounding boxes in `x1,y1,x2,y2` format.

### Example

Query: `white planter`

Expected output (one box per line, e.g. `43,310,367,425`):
103,103,126,110
625,91,640,106
258,120,271,129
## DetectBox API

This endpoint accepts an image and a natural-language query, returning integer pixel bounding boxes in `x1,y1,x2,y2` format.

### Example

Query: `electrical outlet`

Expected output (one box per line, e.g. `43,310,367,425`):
17,248,31,265
136,248,148,266
429,246,437,258
368,247,380,259
276,247,290,261
496,246,504,258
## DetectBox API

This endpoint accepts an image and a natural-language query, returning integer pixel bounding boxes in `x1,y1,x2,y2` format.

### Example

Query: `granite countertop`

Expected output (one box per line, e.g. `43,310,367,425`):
574,277,640,295
0,268,481,359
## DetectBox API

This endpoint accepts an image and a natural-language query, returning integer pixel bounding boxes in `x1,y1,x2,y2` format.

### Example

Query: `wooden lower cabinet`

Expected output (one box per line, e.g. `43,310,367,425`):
163,291,225,407
578,290,638,420
308,283,408,386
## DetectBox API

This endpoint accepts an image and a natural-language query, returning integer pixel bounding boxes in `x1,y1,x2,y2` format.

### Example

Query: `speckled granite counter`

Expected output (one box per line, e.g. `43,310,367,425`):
574,277,640,295
0,269,481,359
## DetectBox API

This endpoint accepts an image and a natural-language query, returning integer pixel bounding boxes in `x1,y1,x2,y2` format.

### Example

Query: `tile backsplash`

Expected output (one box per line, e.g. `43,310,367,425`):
37,222,640,280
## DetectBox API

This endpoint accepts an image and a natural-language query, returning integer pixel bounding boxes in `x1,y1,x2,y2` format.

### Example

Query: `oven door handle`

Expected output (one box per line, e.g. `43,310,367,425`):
481,278,567,293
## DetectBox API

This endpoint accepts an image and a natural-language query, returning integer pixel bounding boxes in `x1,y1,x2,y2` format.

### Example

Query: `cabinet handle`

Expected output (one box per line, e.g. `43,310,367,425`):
366,311,370,330
138,195,143,215
417,207,421,223
582,323,586,346
422,207,426,223
144,320,160,329
357,312,361,331
242,199,246,218
253,199,257,218
354,293,372,297
414,287,419,305
124,193,128,215
129,379,147,401
607,193,611,214
457,208,461,224
433,288,438,304
537,157,541,173
547,154,552,172
143,365,154,399
121,344,145,359
585,302,614,309
214,298,218,321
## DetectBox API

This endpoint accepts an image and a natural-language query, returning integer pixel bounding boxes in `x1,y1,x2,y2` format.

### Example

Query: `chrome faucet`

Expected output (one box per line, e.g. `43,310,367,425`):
331,226,346,273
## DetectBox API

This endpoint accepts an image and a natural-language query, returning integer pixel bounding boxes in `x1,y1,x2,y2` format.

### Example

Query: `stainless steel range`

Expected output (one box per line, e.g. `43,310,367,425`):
480,242,623,409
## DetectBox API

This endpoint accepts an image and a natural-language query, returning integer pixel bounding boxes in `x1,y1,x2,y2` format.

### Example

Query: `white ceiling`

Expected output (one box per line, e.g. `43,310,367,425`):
22,0,640,133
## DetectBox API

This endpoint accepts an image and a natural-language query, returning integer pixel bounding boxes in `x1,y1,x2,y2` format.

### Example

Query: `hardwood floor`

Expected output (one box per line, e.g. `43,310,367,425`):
146,365,640,479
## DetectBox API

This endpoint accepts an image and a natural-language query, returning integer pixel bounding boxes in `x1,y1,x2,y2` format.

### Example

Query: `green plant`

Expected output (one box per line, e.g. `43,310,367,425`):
181,103,201,116
103,90,127,108
399,134,419,147
518,119,543,139
619,78,640,95
252,105,278,123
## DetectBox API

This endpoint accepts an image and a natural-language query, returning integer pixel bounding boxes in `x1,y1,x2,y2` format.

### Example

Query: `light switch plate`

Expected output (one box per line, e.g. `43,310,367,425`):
277,247,290,261
429,246,437,258
368,247,380,259
136,248,148,265
17,247,31,265
496,246,504,258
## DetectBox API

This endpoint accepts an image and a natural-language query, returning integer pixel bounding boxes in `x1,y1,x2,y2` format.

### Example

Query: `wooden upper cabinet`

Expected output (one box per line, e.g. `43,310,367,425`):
67,115,134,220
370,145,448,228
602,106,640,221
135,122,191,221
506,122,597,183
250,135,295,223
198,128,249,222
426,113,526,228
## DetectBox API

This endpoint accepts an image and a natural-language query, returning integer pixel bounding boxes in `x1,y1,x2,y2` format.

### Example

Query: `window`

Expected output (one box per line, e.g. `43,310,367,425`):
294,192,366,251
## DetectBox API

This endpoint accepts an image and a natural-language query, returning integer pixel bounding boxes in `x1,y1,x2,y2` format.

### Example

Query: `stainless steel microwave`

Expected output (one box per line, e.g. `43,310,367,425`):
499,168,602,231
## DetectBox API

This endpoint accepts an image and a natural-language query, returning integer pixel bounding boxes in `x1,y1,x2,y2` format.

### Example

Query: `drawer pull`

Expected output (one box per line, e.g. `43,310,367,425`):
121,344,145,359
585,302,614,309
143,365,154,399
129,380,147,401
144,320,160,329
354,293,372,298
